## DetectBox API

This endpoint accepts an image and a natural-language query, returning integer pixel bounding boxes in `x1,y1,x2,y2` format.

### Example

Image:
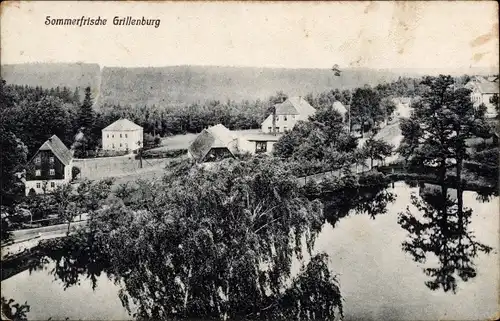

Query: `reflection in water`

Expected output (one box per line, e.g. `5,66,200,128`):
319,176,396,227
17,179,495,319
398,186,493,293
29,230,114,292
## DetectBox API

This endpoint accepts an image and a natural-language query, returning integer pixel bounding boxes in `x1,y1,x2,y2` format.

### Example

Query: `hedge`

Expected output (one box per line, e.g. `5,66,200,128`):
137,148,188,159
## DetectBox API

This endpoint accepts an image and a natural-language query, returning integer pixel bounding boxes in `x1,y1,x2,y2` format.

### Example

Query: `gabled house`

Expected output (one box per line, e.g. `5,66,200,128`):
102,119,143,152
261,96,316,134
188,124,253,163
25,135,74,195
469,81,499,118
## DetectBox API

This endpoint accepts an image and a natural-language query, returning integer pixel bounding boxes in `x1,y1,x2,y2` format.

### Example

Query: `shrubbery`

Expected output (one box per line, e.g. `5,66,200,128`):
137,148,187,159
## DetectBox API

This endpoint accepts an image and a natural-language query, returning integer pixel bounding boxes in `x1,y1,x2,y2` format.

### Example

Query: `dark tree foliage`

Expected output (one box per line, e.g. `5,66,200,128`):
398,190,492,293
350,86,383,136
303,171,396,227
31,158,344,321
2,91,73,157
1,297,30,321
0,127,28,208
398,75,493,246
399,75,489,175
375,76,428,98
304,88,352,109
362,137,393,169
78,86,94,130
273,107,361,176
490,93,499,115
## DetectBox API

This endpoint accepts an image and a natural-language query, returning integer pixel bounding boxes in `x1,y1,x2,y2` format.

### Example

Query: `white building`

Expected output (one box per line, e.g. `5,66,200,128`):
467,78,499,118
102,119,143,152
261,96,316,134
25,135,74,196
242,133,281,155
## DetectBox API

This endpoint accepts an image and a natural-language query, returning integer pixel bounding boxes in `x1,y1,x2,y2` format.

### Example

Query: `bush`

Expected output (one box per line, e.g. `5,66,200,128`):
143,133,161,150
95,150,129,158
358,170,390,186
72,166,81,180
137,148,187,159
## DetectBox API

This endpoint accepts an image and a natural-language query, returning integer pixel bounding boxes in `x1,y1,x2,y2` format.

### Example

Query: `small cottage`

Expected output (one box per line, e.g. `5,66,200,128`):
188,124,253,163
25,135,73,195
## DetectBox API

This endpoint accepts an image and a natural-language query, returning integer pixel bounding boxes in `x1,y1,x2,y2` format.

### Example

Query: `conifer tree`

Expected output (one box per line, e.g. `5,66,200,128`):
78,86,94,130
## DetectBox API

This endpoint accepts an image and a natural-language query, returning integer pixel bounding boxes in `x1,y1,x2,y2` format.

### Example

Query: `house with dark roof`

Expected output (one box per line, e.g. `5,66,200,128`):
102,119,143,152
261,96,316,134
188,124,253,163
25,135,74,195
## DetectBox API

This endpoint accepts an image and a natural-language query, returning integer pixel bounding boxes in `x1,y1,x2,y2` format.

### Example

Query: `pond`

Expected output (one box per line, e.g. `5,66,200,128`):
2,182,498,320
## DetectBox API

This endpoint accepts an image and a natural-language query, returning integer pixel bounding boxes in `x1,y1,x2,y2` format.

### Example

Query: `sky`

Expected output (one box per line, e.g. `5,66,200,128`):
1,1,498,71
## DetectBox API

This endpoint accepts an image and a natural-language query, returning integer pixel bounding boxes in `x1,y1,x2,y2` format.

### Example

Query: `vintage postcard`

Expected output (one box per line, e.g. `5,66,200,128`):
1,1,499,320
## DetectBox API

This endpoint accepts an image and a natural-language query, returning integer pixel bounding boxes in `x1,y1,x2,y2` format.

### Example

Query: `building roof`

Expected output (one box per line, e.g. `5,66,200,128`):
38,135,73,165
188,124,239,162
274,96,316,116
475,81,499,94
332,101,348,114
102,119,142,131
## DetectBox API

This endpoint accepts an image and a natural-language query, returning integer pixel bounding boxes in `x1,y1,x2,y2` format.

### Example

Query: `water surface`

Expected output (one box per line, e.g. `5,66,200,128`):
2,183,498,320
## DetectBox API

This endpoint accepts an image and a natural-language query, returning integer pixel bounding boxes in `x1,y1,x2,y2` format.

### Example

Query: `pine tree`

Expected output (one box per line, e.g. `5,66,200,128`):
399,75,490,239
78,86,94,130
72,87,81,105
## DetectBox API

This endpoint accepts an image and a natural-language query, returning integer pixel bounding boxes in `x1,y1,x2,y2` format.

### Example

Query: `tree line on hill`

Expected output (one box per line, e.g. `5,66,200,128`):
0,75,430,157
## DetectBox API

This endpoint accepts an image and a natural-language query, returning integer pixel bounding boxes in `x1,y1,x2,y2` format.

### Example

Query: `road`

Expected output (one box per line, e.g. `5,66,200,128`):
1,220,87,260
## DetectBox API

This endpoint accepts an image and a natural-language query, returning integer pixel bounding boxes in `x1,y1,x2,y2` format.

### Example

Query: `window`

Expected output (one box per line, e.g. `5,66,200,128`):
35,156,41,164
112,135,114,138
284,126,288,132
125,134,128,138
268,127,272,132
120,143,122,147
107,134,109,138
255,141,267,153
112,143,115,149
120,134,122,138
36,183,41,188
292,115,295,119
49,157,54,164
284,115,288,121
49,169,55,176
275,127,280,133
35,170,41,176
50,182,55,188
